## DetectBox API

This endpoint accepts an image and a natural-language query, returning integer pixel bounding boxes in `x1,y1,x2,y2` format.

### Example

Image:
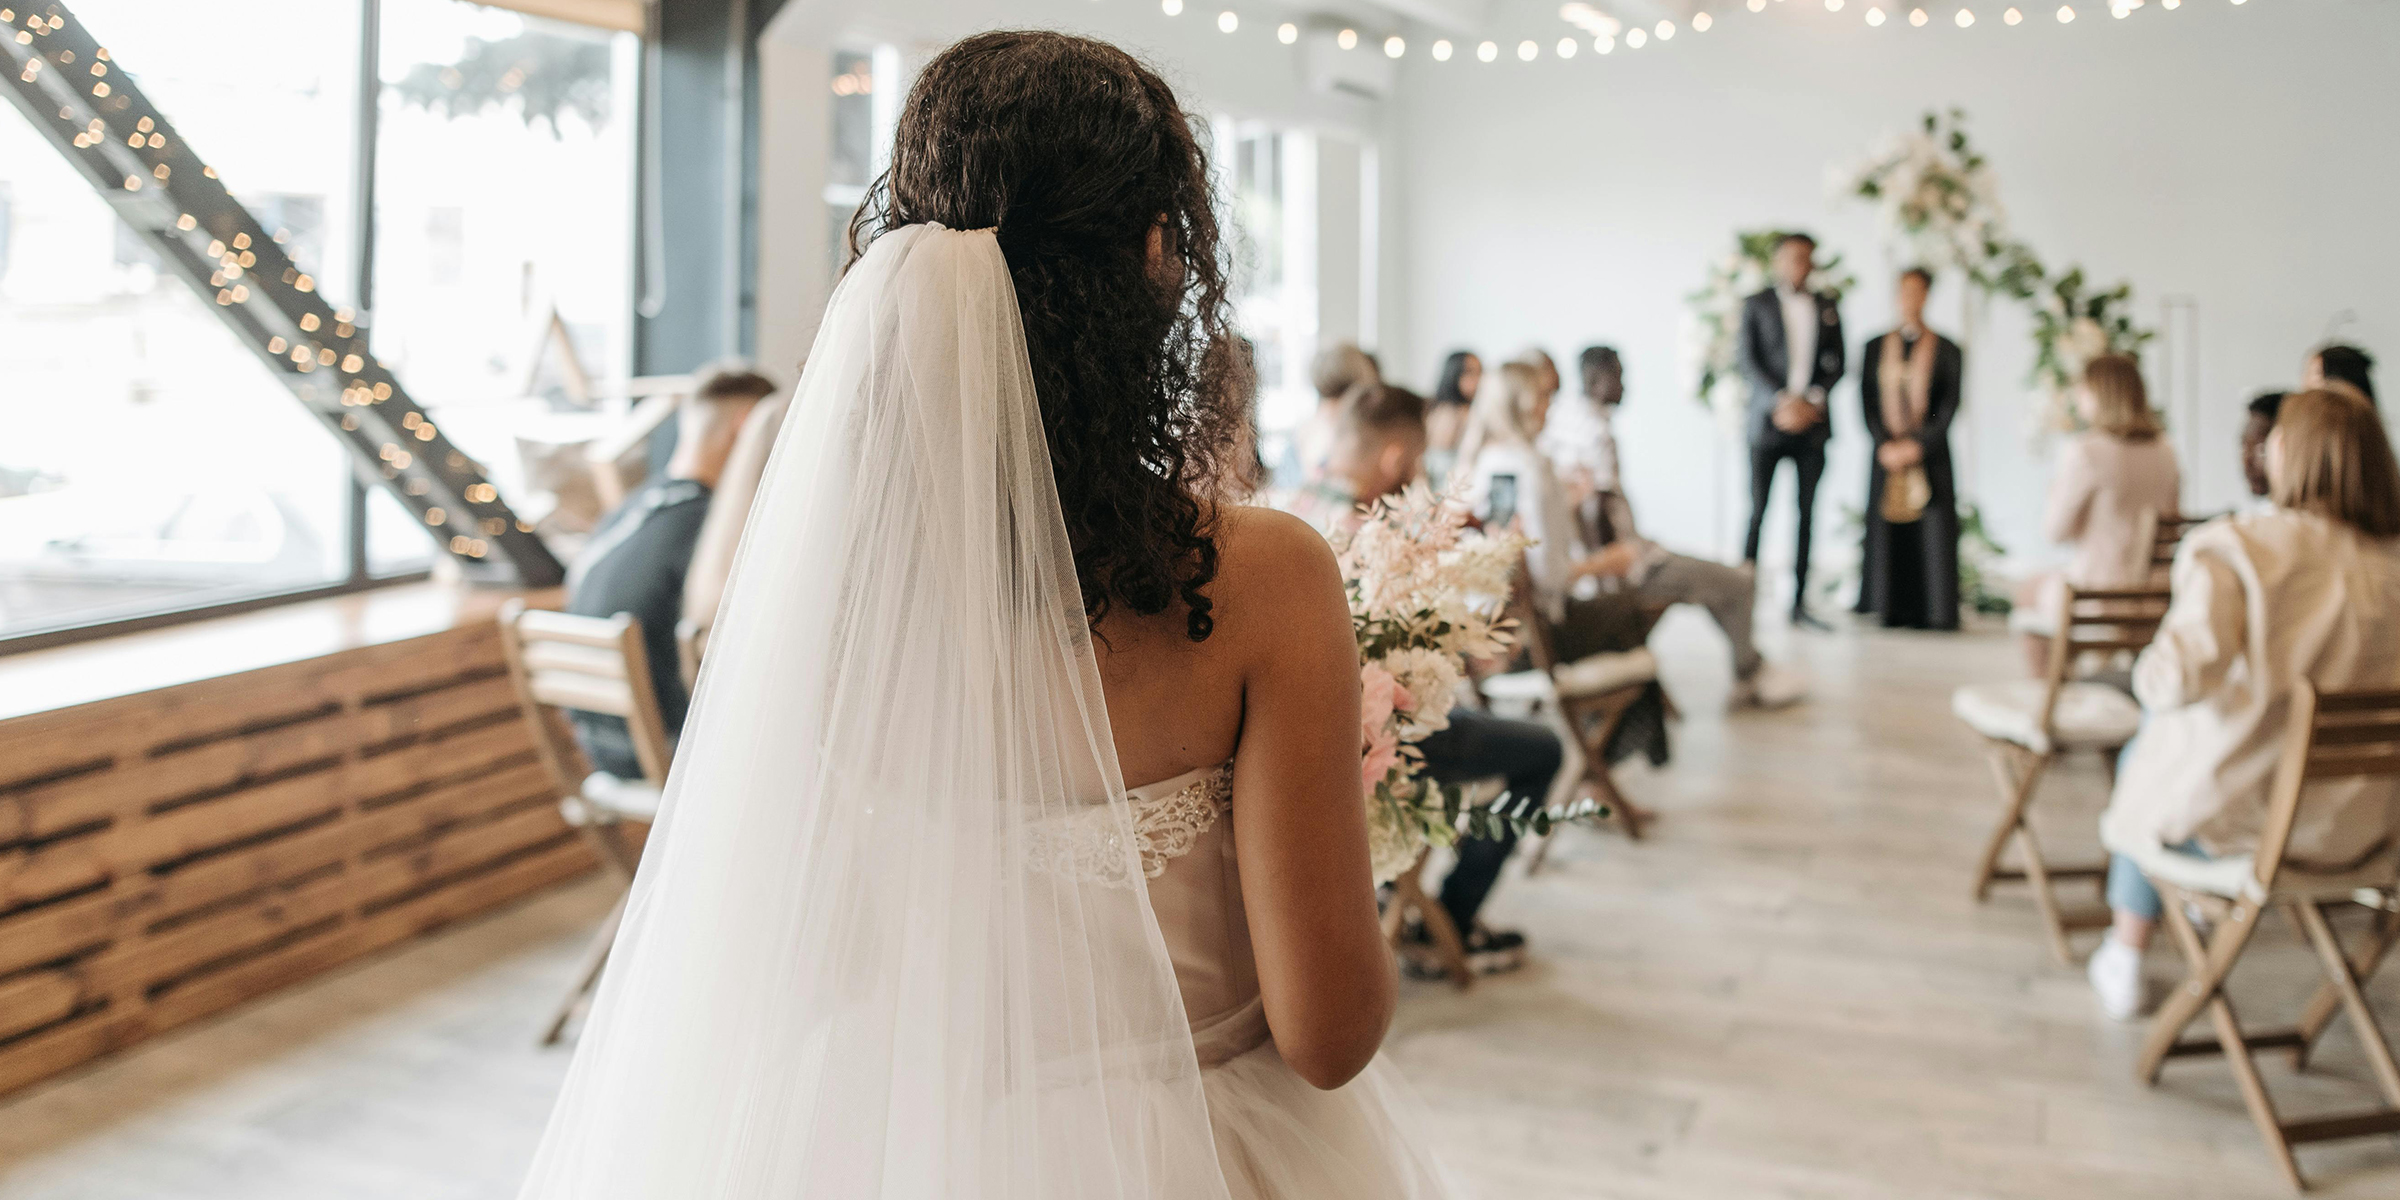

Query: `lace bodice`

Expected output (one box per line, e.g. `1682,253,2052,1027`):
1030,764,1234,887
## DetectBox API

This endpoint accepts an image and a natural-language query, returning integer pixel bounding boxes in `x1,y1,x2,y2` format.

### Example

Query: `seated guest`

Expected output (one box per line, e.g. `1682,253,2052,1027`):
2013,354,2180,674
2239,390,2285,509
2088,389,2400,1019
1457,360,1670,771
2303,341,2377,406
565,362,778,778
1279,383,1559,976
1426,350,1481,486
1545,346,1806,707
1285,341,1381,484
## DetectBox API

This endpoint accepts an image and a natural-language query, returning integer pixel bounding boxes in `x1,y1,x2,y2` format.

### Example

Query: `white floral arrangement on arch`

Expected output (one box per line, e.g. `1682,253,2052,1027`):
1834,109,2156,433
1331,483,1597,884
1682,230,1857,433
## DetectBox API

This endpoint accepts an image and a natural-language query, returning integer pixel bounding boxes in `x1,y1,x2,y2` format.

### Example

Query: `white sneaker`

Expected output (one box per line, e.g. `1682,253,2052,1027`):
2087,938,2148,1021
1737,662,1809,709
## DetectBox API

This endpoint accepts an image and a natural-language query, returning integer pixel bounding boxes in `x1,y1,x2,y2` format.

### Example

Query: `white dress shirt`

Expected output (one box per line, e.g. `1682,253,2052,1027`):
1777,285,1819,400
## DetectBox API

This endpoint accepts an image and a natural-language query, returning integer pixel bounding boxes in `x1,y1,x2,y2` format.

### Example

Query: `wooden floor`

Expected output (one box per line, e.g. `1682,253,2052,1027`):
4,613,2397,1198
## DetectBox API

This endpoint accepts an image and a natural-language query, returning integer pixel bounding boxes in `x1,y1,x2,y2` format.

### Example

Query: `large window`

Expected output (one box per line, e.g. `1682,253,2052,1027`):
373,0,639,558
0,0,640,650
0,0,363,643
822,45,898,283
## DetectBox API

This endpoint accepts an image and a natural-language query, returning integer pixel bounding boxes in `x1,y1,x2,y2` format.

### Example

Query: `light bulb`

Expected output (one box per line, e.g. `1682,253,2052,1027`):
1694,12,1714,29
1386,35,1406,57
1827,0,1844,9
1516,39,1538,60
1431,38,1453,59
1160,0,1180,14
1477,39,1498,61
1656,19,1676,37
1867,6,1887,23
1277,22,1298,43
1337,27,1357,49
1626,27,1648,47
1910,6,1929,23
1555,36,1576,57
1596,34,1615,52
2057,4,2075,20
1749,0,1766,10
1216,10,1236,32
2005,6,2023,21
1956,7,1975,25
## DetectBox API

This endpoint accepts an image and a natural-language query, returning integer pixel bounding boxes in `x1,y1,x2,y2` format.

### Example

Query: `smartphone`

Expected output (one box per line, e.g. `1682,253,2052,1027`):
1487,473,1519,531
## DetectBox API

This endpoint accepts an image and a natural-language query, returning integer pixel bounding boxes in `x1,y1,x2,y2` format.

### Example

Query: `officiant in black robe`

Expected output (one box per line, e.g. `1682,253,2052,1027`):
1855,267,1963,631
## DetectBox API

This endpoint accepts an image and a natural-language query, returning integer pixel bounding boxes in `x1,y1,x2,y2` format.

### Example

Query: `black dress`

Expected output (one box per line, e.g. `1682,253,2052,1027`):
1854,330,1963,631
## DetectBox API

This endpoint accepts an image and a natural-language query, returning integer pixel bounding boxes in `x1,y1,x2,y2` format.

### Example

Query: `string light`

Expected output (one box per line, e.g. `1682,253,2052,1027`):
1957,8,1976,25
1277,22,1297,43
1216,10,1235,33
1750,0,1767,10
1828,0,1845,10
1626,27,1648,47
2005,6,2023,22
1159,0,1180,15
1516,39,1538,60
1477,39,1498,61
2161,0,2180,7
1656,19,1676,39
1596,34,1615,52
1867,6,1888,24
1694,12,1714,30
1555,36,1576,57
1910,7,1930,23
1386,35,1407,57
1337,27,1357,49
1431,38,1453,60
2057,4,2075,20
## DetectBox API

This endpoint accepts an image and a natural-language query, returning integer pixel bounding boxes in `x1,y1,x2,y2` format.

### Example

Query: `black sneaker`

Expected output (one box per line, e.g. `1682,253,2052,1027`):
1463,927,1528,976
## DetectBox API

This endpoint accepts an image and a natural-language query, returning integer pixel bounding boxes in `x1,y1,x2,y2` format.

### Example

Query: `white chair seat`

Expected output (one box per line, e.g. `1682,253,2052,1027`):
1551,647,1659,699
1952,679,2141,753
564,772,662,824
2102,817,2400,905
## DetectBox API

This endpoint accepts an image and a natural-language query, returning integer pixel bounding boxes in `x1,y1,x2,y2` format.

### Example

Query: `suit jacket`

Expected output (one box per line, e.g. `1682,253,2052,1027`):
1739,287,1845,446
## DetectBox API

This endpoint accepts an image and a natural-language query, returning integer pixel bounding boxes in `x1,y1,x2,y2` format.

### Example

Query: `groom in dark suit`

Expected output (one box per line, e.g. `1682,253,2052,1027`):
1739,232,1846,631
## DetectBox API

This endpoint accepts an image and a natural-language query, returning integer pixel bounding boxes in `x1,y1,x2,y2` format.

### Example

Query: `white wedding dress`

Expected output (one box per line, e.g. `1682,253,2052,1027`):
1121,765,1454,1198
517,224,1454,1200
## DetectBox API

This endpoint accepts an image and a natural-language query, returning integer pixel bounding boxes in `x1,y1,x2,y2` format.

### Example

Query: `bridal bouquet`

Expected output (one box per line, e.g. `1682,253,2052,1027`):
1332,483,1586,883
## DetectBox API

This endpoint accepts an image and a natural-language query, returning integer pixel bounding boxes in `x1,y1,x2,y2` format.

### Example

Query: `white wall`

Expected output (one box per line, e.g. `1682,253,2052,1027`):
756,0,1412,381
1395,0,2400,581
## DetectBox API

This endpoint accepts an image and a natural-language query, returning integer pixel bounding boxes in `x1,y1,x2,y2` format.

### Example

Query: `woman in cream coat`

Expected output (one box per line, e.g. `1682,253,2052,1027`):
2089,389,2400,1019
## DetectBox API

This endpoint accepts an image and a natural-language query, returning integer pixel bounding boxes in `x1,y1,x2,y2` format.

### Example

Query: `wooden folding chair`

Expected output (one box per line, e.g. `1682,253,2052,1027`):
495,599,672,1045
2108,684,2400,1190
1954,586,2167,963
2132,508,2214,582
1477,566,1659,855
1379,778,1503,991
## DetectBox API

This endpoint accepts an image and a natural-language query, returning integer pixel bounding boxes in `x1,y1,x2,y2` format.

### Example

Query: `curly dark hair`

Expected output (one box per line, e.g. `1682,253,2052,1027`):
846,31,1238,641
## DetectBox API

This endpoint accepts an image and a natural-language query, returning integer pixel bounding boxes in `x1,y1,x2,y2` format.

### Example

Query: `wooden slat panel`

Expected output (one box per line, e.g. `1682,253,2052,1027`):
0,615,599,1099
0,967,81,1041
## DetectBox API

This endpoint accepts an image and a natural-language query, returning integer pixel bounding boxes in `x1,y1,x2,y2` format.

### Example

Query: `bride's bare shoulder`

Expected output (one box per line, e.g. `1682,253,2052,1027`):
1209,506,1348,639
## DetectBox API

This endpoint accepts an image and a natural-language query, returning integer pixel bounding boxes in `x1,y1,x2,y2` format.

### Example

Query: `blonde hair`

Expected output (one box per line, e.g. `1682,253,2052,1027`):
1456,360,1546,473
2270,389,2400,538
2080,354,2161,440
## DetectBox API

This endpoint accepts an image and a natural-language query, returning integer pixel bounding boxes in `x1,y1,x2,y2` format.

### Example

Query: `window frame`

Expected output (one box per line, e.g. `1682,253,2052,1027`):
0,0,639,658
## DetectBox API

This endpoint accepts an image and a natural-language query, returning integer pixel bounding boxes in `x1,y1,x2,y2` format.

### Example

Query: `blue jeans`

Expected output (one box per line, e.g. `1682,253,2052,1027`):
2106,839,2206,922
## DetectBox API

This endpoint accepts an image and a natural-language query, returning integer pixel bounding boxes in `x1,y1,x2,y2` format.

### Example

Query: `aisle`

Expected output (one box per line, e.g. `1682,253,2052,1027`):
2,615,2394,1198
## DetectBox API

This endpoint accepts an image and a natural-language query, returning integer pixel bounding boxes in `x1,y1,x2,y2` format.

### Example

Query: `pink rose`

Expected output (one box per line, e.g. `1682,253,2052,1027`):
1361,724,1400,792
1359,663,1402,731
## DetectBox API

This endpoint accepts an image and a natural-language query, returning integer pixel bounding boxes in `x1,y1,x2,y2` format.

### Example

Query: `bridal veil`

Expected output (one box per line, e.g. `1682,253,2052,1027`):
518,225,1233,1200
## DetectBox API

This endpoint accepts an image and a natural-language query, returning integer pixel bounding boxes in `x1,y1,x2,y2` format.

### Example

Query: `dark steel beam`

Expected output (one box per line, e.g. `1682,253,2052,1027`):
0,1,565,587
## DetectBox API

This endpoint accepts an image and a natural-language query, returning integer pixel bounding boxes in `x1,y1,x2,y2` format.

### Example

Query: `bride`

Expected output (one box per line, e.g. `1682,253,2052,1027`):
518,30,1454,1200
